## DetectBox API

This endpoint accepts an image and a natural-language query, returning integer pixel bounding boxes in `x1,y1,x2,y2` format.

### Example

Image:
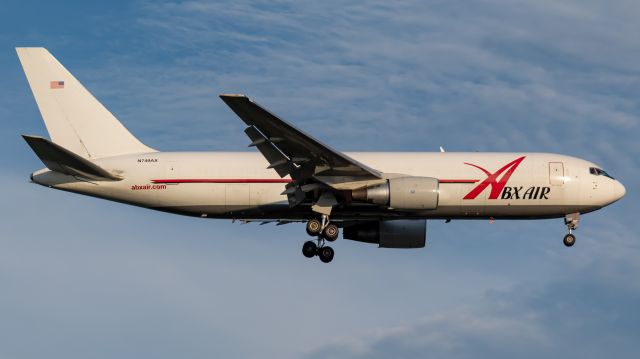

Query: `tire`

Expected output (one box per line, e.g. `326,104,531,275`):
306,219,321,236
318,246,335,263
563,234,576,247
323,224,339,242
302,241,318,258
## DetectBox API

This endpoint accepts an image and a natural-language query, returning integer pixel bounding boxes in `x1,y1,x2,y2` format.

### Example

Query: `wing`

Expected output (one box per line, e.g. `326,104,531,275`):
219,94,381,180
220,94,383,210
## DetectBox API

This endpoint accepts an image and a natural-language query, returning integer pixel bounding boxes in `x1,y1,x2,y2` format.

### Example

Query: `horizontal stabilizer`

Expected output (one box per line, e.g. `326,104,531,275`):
22,135,121,181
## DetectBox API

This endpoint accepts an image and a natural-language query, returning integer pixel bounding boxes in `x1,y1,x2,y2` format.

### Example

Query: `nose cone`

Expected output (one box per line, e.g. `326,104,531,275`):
612,180,626,203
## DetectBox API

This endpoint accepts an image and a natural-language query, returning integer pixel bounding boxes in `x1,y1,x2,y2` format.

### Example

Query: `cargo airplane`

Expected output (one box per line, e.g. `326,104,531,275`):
17,48,626,263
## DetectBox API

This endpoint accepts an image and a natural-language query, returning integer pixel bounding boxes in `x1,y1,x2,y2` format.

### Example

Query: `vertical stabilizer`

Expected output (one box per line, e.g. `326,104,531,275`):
16,47,155,158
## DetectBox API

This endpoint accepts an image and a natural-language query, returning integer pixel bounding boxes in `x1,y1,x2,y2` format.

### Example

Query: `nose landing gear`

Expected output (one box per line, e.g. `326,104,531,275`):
302,215,339,263
563,233,576,247
563,213,580,247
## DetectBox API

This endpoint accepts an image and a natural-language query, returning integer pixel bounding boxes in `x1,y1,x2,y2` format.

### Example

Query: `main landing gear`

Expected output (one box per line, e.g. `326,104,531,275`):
563,213,580,247
302,215,339,263
302,241,335,263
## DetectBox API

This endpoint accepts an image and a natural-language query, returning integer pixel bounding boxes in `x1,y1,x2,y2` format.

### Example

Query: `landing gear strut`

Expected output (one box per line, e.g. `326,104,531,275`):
302,215,339,263
563,213,580,247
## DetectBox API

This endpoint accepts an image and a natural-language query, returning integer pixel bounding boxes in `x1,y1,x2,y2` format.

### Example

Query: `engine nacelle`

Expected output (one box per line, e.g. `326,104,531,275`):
352,177,439,210
343,220,427,248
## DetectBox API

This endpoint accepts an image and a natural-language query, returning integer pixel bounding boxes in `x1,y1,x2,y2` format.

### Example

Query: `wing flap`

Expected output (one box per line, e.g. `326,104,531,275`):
244,125,294,177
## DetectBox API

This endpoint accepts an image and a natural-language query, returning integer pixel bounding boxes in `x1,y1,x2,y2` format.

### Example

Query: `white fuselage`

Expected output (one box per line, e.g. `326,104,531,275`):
16,47,627,257
31,151,625,221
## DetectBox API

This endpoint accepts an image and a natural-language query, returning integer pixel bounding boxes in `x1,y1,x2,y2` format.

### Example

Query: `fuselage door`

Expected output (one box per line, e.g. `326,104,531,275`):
549,162,564,186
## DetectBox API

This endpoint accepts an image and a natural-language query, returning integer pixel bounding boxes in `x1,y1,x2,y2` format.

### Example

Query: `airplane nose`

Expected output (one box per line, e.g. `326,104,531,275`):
612,181,626,202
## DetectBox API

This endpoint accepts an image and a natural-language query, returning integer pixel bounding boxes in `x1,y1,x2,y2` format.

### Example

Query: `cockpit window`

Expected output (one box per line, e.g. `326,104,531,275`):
589,167,614,179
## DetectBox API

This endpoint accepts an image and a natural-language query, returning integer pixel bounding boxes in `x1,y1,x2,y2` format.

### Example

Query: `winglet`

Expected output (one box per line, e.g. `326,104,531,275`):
22,135,122,181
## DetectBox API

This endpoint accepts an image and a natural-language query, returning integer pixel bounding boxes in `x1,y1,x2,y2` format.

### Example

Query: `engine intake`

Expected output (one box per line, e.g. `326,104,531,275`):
343,220,427,248
352,177,439,210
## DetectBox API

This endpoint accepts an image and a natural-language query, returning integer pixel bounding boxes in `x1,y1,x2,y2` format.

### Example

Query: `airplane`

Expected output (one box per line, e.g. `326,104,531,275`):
16,47,626,263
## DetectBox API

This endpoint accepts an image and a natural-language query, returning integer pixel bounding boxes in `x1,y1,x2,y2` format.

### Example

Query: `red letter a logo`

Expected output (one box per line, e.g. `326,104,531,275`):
463,156,526,200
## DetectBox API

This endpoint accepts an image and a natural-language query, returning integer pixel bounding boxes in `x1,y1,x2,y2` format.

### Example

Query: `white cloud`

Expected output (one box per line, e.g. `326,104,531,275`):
304,246,640,359
67,0,636,159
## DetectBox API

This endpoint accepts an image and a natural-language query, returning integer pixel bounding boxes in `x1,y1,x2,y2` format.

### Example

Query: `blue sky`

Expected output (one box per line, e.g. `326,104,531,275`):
1,1,638,358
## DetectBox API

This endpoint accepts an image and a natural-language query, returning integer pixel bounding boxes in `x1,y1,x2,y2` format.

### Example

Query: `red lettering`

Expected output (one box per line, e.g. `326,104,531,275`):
463,156,526,200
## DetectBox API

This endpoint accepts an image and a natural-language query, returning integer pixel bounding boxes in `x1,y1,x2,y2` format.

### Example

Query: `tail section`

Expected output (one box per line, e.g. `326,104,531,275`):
16,47,155,159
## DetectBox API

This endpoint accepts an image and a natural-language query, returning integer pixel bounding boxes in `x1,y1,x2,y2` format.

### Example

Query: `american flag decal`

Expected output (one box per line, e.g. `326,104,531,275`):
50,81,64,89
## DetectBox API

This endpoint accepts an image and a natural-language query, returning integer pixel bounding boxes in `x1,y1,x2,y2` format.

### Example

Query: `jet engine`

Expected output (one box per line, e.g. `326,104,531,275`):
352,177,439,210
343,220,427,248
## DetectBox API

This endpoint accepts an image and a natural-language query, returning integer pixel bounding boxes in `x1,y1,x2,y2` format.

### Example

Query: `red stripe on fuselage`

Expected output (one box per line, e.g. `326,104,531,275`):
152,178,479,184
439,179,479,183
151,178,293,184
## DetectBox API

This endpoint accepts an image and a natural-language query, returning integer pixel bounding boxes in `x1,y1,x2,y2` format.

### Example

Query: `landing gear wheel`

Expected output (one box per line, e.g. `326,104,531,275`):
306,219,322,236
323,223,339,242
563,233,576,247
302,241,318,258
318,246,335,263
